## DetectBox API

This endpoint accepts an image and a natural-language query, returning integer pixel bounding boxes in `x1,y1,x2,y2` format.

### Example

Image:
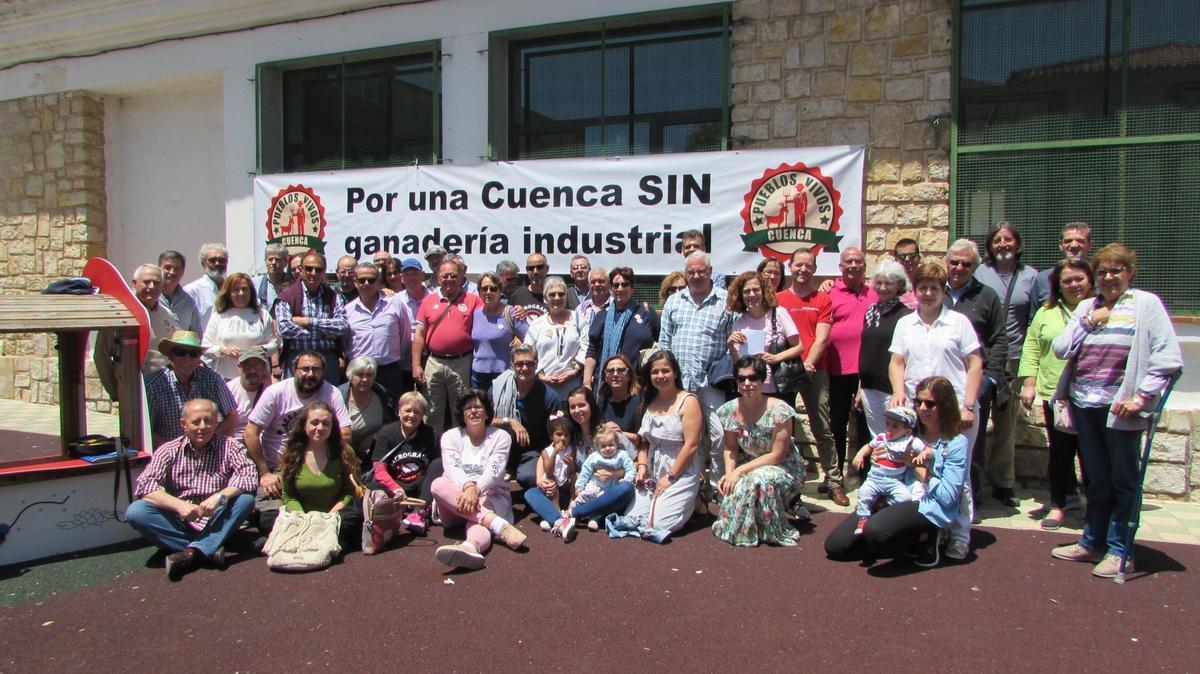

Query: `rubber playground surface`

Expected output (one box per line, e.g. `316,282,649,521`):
1,503,1197,672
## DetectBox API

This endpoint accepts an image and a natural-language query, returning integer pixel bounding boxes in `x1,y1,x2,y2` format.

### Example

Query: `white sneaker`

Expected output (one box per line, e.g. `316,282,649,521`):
539,519,552,532
435,543,485,570
587,519,600,532
944,540,970,560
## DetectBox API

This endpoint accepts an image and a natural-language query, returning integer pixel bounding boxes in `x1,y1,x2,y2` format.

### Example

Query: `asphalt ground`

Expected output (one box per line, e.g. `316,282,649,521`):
1,506,1197,672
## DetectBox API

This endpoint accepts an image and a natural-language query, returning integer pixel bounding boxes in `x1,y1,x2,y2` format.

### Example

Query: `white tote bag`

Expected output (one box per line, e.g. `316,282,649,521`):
264,509,342,572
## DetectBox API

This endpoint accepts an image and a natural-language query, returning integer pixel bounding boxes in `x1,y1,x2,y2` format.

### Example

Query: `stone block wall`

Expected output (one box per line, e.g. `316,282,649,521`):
0,91,110,410
1014,404,1197,501
730,0,953,263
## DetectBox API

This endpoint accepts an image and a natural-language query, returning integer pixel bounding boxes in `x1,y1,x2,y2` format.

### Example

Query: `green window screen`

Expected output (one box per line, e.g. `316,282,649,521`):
956,0,1200,313
509,19,728,160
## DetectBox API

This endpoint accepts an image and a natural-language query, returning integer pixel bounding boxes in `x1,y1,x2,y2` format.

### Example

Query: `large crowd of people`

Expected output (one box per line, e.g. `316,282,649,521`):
113,224,1183,582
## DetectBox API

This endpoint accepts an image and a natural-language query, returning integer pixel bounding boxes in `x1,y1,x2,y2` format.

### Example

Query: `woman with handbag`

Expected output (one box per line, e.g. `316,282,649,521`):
277,401,364,552
712,355,805,547
725,272,804,398
1048,244,1182,578
1017,259,1094,530
471,271,528,391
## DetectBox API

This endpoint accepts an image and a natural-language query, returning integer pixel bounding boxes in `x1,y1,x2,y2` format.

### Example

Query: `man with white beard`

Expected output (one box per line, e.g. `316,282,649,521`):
972,221,1039,509
185,243,229,335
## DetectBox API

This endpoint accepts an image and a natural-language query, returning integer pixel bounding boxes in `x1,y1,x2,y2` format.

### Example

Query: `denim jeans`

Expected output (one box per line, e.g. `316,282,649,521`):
1072,403,1143,559
523,481,635,525
126,492,255,558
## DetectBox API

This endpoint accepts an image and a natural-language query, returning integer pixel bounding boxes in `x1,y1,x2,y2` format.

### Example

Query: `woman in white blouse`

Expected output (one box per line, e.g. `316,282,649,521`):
202,272,277,379
524,276,584,399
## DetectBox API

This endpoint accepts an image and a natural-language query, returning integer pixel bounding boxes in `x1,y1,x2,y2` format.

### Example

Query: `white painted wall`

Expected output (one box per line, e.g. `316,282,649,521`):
105,82,226,284
1,0,709,275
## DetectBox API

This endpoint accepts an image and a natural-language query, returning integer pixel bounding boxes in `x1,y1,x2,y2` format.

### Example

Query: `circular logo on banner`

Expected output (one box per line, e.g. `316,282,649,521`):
266,185,327,257
740,163,843,262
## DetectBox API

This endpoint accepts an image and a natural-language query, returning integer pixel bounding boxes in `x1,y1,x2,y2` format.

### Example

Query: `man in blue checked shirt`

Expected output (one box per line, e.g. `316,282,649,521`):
274,251,349,384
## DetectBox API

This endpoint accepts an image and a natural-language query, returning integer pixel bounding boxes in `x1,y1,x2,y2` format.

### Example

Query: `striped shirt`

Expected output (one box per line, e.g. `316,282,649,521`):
659,285,733,391
145,366,238,442
135,433,258,530
1069,290,1137,407
274,285,349,353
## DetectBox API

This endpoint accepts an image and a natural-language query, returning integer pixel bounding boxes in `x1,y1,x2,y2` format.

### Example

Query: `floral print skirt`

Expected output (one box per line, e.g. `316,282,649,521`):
711,463,801,547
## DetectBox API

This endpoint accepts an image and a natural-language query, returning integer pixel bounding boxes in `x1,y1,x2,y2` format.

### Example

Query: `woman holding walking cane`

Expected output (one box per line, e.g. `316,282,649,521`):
1049,244,1182,578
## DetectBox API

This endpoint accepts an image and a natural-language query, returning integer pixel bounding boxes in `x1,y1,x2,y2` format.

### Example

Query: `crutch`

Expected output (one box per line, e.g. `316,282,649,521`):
1115,370,1182,585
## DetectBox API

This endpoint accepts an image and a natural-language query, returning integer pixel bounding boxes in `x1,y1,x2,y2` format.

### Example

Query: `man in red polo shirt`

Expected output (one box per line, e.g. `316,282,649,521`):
412,260,482,434
777,247,846,506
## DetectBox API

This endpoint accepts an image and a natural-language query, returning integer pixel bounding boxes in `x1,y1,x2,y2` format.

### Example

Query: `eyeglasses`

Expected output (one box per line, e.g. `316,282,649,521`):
670,285,687,292
302,265,324,272
526,264,547,272
947,259,973,268
512,360,536,369
462,404,485,411
546,292,565,299
1097,267,1127,278
171,348,202,358
570,264,590,271
478,285,499,293
206,257,228,265
605,366,629,375
355,277,378,285
295,365,323,374
735,374,763,382
611,281,632,289
915,399,938,409
896,252,919,261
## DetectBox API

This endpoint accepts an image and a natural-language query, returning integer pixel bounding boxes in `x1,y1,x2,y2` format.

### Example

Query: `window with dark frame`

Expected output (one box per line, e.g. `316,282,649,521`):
507,17,728,161
260,46,440,173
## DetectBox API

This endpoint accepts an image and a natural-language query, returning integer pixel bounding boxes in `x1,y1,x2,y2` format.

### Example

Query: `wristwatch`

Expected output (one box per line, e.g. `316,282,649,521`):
666,473,678,483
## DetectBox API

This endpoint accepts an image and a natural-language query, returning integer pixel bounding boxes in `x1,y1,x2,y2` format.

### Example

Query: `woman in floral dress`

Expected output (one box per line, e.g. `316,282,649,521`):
712,355,805,546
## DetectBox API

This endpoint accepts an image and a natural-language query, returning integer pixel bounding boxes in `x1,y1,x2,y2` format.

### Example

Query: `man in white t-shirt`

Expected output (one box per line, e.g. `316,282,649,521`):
242,350,352,543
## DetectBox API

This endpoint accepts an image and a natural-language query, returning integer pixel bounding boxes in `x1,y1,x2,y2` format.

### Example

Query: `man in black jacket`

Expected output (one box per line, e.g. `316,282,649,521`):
943,239,1009,506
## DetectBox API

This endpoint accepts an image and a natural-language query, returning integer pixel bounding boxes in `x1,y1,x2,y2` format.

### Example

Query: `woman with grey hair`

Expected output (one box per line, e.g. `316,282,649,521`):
856,258,913,439
338,356,396,459
524,276,584,398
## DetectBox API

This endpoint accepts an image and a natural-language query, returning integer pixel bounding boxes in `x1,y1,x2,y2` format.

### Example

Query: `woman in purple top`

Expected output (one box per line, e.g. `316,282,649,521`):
471,271,527,391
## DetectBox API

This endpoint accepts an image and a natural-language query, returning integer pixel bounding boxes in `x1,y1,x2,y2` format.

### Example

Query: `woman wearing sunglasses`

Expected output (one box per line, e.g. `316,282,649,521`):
582,267,659,390
471,271,527,392
824,376,969,568
524,276,584,399
887,260,983,562
711,355,805,547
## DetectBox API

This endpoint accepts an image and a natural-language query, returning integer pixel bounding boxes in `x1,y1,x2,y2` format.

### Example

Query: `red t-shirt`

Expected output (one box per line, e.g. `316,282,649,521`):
416,290,482,356
777,287,833,368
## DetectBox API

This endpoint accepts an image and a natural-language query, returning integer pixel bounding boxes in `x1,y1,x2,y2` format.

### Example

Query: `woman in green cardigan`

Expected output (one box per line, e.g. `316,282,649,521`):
279,401,364,550
1018,258,1093,530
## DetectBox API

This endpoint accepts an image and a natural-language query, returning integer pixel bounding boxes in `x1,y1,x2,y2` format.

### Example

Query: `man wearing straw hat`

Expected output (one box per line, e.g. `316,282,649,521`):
145,330,239,448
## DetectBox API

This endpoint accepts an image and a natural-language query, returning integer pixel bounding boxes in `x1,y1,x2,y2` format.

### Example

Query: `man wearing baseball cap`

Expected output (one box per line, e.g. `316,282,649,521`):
145,330,239,448
399,257,430,324
424,245,447,292
225,347,270,442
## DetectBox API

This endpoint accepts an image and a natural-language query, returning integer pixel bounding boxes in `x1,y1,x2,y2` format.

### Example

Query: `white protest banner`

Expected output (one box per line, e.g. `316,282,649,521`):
253,146,864,276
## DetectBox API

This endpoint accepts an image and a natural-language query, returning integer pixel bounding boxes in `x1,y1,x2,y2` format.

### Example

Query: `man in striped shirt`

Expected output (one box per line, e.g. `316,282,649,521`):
126,399,257,581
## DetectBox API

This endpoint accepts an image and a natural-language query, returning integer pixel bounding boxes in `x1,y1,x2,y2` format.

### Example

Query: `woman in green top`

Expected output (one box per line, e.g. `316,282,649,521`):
1018,259,1094,530
279,401,364,548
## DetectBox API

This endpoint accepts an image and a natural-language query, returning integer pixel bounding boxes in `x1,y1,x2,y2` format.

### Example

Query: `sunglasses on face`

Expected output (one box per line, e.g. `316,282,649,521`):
915,399,937,409
947,259,972,268
605,367,629,375
302,265,324,272
736,374,763,382
172,348,202,358
896,252,919,261
546,292,566,298
611,281,632,289
355,277,378,285
527,264,546,272
479,285,499,292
